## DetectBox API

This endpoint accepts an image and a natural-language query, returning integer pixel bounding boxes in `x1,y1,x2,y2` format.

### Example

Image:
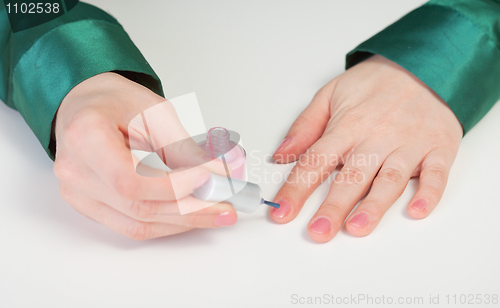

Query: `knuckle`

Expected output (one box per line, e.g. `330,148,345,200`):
293,114,309,128
373,114,396,135
377,167,405,185
130,200,158,221
423,184,441,198
433,130,459,145
114,177,140,200
53,158,83,183
65,111,100,138
337,166,366,184
422,164,447,181
64,110,107,149
126,222,155,241
298,152,326,172
322,203,344,216
53,158,77,182
188,213,205,227
336,110,363,130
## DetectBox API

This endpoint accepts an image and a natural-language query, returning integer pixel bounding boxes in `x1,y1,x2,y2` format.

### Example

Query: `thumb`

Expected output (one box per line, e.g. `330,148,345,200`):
273,79,336,163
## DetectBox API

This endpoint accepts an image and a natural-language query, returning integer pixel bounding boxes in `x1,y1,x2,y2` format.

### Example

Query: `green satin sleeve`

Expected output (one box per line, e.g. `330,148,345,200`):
0,2,163,159
346,0,500,135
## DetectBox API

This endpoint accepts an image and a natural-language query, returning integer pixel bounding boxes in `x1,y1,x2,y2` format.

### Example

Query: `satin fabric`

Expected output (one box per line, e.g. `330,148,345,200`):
0,2,163,159
347,1,500,134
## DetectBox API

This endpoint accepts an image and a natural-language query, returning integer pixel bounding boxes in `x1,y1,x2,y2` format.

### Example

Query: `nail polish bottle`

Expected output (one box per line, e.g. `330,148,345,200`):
198,127,246,180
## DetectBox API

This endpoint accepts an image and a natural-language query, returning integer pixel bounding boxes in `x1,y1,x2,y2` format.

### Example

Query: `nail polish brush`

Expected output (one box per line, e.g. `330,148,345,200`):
193,173,280,213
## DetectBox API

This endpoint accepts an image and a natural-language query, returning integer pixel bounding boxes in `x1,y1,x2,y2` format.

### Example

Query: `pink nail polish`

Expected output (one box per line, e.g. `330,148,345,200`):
271,199,291,219
274,137,291,155
214,212,237,227
412,199,427,212
349,212,369,228
310,217,331,235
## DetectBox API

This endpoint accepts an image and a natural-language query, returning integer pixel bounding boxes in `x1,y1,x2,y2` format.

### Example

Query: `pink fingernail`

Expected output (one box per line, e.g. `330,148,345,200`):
274,137,291,155
194,172,210,189
271,199,291,219
350,212,369,228
412,199,427,212
214,212,237,227
310,217,331,235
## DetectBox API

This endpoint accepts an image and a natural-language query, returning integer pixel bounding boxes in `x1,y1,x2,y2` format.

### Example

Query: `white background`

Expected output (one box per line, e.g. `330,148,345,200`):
1,1,499,307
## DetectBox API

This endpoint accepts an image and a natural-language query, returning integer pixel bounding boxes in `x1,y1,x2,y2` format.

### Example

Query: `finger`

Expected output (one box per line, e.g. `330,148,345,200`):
306,142,390,242
55,150,232,225
63,175,238,228
73,117,211,201
272,80,337,164
270,131,354,223
128,197,238,228
345,147,422,237
58,185,194,240
92,202,194,240
61,179,238,228
406,147,455,219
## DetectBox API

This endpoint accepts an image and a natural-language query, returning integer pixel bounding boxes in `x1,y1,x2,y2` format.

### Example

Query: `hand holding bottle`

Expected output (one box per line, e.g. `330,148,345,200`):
53,73,238,240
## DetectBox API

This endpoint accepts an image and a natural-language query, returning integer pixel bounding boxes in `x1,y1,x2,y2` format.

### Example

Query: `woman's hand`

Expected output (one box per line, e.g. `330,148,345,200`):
271,55,463,243
54,72,237,240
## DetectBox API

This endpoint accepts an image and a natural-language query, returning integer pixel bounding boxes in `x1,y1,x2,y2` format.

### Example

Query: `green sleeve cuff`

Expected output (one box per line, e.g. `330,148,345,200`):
346,3,500,134
1,2,163,159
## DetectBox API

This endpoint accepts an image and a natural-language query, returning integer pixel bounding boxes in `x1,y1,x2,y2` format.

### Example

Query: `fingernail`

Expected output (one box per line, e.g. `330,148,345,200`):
412,199,427,212
271,199,291,219
273,137,291,155
310,217,331,235
349,212,369,228
214,212,237,227
194,172,210,189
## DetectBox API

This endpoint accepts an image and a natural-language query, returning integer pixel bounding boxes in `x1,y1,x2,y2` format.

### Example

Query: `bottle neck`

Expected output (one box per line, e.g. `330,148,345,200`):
207,127,231,157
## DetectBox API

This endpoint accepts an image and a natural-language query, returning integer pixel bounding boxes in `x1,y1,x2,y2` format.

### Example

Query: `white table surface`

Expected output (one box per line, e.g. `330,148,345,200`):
1,1,499,307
